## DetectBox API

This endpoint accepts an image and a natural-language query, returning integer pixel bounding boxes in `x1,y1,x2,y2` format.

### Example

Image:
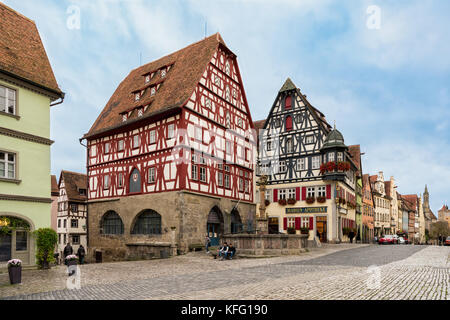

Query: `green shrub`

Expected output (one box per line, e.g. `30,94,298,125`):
34,228,57,269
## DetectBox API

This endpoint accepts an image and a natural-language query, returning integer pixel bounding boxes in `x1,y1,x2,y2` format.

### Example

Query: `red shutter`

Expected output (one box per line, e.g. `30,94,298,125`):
295,187,300,201
326,184,331,199
286,116,292,131
302,187,306,200
273,189,278,202
283,217,287,230
295,217,301,230
285,96,292,109
309,217,314,230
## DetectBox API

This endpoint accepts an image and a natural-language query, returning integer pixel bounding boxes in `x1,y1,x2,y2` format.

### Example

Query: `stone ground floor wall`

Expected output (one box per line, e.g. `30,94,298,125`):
87,191,256,262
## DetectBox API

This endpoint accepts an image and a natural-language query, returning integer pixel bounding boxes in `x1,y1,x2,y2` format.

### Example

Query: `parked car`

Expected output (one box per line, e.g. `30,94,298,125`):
445,236,450,246
398,237,406,244
378,235,395,245
392,235,399,244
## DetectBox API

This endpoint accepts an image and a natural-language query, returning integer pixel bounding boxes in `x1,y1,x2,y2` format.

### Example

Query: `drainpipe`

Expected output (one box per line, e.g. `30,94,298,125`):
79,137,89,248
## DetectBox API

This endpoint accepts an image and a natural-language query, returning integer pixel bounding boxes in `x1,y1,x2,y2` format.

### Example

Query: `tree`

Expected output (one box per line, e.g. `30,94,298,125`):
430,221,450,240
34,228,58,269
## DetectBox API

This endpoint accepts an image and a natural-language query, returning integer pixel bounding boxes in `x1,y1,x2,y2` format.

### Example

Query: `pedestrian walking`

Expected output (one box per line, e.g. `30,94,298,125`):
205,235,211,253
77,244,86,264
63,243,73,265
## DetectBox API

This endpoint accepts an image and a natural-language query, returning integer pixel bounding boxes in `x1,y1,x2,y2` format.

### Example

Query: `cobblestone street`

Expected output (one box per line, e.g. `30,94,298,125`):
1,244,448,300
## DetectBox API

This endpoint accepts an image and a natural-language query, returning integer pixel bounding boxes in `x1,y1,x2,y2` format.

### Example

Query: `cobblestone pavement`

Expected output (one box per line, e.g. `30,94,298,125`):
1,244,448,300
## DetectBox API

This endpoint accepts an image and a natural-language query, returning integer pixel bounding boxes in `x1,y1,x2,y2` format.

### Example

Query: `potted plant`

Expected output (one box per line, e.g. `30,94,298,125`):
34,228,58,270
264,199,270,206
306,196,315,204
65,254,78,276
300,227,309,235
278,198,287,206
7,259,22,284
317,196,326,203
287,227,296,234
287,198,296,205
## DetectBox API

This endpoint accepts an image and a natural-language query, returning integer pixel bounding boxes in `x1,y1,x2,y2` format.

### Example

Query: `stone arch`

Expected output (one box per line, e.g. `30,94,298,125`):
206,206,224,246
0,212,35,265
230,208,243,234
100,210,124,235
131,209,162,235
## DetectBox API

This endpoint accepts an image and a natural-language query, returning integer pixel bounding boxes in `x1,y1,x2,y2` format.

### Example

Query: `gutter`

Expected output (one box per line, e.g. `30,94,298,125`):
50,92,65,106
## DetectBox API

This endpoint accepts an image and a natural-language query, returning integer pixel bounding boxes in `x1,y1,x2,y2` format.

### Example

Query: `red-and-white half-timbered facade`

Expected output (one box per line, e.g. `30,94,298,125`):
82,34,257,261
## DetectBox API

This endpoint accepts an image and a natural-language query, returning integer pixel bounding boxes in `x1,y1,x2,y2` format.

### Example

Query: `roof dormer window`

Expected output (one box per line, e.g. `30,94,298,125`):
161,69,166,78
151,87,156,96
135,93,140,101
145,75,150,83
122,114,127,122
138,108,143,117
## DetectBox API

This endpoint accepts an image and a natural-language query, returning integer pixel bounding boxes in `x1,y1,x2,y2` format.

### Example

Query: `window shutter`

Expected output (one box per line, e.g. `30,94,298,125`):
309,217,314,230
295,217,301,230
273,189,278,202
286,116,293,131
326,184,331,199
302,187,306,200
285,95,292,109
296,187,300,201
283,217,287,230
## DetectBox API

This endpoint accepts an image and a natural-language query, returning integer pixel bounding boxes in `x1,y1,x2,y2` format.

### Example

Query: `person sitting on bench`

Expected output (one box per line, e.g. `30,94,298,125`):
219,242,228,260
227,243,236,260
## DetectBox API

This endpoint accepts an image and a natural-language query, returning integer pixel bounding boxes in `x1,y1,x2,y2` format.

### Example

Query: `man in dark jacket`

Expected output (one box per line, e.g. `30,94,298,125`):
63,243,73,265
227,243,236,260
77,245,86,264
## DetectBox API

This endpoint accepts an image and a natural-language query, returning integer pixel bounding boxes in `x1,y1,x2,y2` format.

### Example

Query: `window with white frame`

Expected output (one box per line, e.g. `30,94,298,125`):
274,119,281,128
265,190,271,201
103,175,110,189
287,217,295,229
226,140,232,155
191,163,198,180
148,167,156,183
279,189,286,199
104,142,110,154
312,156,320,169
297,158,306,171
239,178,244,191
286,138,293,153
149,130,156,144
288,188,296,199
0,151,15,179
199,166,206,182
337,152,343,161
279,161,287,173
306,135,314,144
224,174,230,188
307,187,315,198
317,186,326,197
301,217,310,228
218,172,223,186
133,135,140,149
118,172,124,188
118,139,124,151
167,124,175,139
328,152,335,162
0,85,16,115
266,140,272,151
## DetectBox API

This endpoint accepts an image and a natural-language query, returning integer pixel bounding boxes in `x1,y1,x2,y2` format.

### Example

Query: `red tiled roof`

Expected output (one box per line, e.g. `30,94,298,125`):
402,194,418,211
253,120,266,130
59,171,87,202
0,2,62,94
51,175,59,196
369,175,378,183
84,33,229,138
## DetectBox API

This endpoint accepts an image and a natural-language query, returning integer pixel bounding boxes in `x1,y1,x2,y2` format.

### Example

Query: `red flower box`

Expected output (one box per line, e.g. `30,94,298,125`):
317,196,326,203
278,199,287,206
306,197,315,204
287,198,297,205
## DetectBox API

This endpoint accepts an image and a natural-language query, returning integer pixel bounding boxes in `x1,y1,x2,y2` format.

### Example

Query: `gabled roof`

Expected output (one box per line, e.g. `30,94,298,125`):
51,175,59,196
384,181,391,198
0,2,62,95
369,175,378,184
59,171,87,202
402,194,418,211
279,77,297,93
253,120,266,131
84,33,229,139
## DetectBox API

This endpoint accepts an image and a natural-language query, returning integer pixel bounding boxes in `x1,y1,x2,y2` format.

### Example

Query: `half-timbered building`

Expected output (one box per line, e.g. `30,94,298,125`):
370,172,390,236
255,78,358,243
56,171,87,259
81,34,256,261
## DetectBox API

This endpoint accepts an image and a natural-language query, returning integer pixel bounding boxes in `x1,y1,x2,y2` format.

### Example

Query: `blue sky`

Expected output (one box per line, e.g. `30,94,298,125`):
3,0,449,214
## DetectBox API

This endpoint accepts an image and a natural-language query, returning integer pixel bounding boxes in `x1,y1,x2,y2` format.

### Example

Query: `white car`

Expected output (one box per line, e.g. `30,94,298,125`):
398,237,406,244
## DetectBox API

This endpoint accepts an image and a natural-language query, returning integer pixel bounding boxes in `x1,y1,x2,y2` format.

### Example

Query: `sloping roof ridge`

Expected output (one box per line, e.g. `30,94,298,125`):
0,2,34,23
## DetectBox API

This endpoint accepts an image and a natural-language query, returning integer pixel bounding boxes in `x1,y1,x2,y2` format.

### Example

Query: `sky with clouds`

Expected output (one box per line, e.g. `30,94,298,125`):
3,0,449,214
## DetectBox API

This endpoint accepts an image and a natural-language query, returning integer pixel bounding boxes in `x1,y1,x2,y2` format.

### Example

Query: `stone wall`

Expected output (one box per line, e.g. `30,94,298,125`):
222,234,308,256
87,191,256,262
